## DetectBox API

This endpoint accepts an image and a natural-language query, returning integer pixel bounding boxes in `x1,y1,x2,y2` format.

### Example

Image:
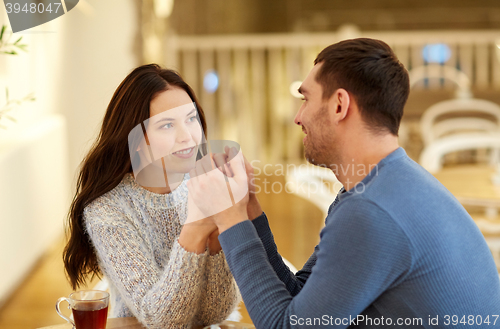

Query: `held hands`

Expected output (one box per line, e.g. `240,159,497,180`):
180,146,261,254
180,219,221,255
178,216,218,254
186,147,250,233
213,147,262,220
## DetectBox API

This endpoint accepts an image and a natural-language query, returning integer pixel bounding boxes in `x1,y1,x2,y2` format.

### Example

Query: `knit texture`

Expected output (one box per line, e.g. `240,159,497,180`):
84,173,239,329
220,147,500,328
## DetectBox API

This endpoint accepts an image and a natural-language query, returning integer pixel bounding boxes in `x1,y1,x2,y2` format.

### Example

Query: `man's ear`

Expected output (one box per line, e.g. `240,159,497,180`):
328,88,351,123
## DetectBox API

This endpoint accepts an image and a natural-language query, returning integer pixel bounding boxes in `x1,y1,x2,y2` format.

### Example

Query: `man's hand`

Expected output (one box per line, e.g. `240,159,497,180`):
213,147,263,221
186,148,250,233
185,153,233,224
243,155,263,220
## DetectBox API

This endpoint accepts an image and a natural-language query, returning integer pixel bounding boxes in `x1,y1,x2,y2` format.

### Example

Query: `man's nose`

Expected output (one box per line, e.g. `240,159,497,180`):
294,108,302,126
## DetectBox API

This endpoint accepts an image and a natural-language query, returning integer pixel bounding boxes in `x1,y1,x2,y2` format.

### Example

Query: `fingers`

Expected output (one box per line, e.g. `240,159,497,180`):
225,148,249,204
229,146,238,159
191,154,213,177
192,157,205,177
191,147,245,180
187,145,250,227
212,152,227,168
226,147,243,173
212,152,230,176
201,154,214,173
229,151,246,177
243,153,254,175
211,145,239,177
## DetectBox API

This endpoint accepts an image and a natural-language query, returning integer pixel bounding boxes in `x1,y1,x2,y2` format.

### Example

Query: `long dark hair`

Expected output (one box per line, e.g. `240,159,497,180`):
63,64,207,289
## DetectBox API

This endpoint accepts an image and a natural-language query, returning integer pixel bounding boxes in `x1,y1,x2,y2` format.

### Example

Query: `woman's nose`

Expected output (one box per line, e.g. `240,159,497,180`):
176,124,191,143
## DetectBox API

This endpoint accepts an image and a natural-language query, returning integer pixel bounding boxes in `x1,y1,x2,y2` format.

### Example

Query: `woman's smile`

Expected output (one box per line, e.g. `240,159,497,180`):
171,146,195,159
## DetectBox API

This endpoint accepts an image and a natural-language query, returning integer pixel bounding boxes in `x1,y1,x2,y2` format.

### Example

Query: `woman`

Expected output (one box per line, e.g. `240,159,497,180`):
63,64,239,328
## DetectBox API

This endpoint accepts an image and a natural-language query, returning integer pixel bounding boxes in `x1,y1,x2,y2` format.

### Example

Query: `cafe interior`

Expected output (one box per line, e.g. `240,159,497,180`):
1,0,500,327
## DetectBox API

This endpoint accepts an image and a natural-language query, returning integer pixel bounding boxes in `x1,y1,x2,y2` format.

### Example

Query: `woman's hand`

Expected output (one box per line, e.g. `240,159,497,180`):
186,148,249,233
213,147,262,221
207,228,222,255
178,216,218,254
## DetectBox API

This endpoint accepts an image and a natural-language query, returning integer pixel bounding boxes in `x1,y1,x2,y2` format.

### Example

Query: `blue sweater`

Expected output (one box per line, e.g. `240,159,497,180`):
219,148,500,328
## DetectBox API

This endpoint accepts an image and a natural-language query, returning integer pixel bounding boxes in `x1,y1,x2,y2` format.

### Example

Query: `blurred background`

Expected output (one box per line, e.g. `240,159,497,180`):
1,0,500,327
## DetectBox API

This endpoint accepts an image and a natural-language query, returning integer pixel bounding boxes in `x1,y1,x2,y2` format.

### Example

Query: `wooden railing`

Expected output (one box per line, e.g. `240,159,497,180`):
165,29,500,163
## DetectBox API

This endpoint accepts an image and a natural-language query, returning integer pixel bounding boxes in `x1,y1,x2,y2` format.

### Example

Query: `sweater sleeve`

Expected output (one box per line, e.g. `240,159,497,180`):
195,250,240,325
219,198,412,329
84,202,207,329
251,213,312,296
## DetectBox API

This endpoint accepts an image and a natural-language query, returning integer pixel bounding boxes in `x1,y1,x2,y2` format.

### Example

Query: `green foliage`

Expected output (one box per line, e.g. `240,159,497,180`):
0,24,28,55
0,88,36,128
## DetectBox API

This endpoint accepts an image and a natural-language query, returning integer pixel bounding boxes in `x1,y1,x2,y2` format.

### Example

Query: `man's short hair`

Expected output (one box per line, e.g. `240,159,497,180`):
314,38,410,136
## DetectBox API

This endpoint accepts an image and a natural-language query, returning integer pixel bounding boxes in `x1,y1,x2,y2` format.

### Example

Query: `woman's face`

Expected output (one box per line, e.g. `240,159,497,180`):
143,87,203,174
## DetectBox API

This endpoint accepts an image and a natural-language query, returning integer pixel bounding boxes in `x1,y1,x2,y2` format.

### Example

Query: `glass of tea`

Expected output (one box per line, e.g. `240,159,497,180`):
56,290,109,329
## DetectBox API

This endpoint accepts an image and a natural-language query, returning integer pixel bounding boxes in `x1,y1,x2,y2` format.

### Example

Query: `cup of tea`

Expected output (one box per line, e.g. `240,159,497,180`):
56,290,109,329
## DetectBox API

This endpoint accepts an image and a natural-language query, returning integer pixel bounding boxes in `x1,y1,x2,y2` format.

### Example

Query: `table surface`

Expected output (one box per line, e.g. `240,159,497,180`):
433,164,500,207
37,317,255,329
433,164,500,235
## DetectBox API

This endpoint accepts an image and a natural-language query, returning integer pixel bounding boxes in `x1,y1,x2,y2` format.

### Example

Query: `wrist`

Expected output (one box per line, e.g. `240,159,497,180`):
208,243,222,255
178,226,210,254
247,194,263,220
207,230,222,255
215,208,248,233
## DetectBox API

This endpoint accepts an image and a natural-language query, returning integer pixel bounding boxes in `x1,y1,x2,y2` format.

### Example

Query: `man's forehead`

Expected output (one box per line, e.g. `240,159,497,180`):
300,63,323,94
309,62,323,81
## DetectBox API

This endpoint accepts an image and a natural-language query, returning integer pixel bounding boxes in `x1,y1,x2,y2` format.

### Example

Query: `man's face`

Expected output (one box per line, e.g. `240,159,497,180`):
295,63,337,167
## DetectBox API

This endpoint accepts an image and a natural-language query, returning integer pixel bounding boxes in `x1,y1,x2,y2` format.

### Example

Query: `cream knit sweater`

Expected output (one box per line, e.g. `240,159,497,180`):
84,173,239,328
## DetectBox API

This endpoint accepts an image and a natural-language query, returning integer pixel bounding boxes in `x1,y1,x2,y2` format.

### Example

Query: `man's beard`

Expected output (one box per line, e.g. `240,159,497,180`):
305,137,330,168
304,105,335,168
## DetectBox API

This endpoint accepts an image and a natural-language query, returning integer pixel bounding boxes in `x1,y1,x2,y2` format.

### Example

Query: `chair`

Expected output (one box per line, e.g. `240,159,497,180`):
285,163,342,220
420,98,500,147
408,64,472,98
419,133,500,271
419,132,500,174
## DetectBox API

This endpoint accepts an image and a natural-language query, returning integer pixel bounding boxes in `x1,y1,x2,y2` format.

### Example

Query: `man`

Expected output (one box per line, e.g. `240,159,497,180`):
188,38,500,328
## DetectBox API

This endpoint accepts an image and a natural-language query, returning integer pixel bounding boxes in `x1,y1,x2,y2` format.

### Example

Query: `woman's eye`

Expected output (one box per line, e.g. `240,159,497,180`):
187,116,197,123
161,123,173,129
